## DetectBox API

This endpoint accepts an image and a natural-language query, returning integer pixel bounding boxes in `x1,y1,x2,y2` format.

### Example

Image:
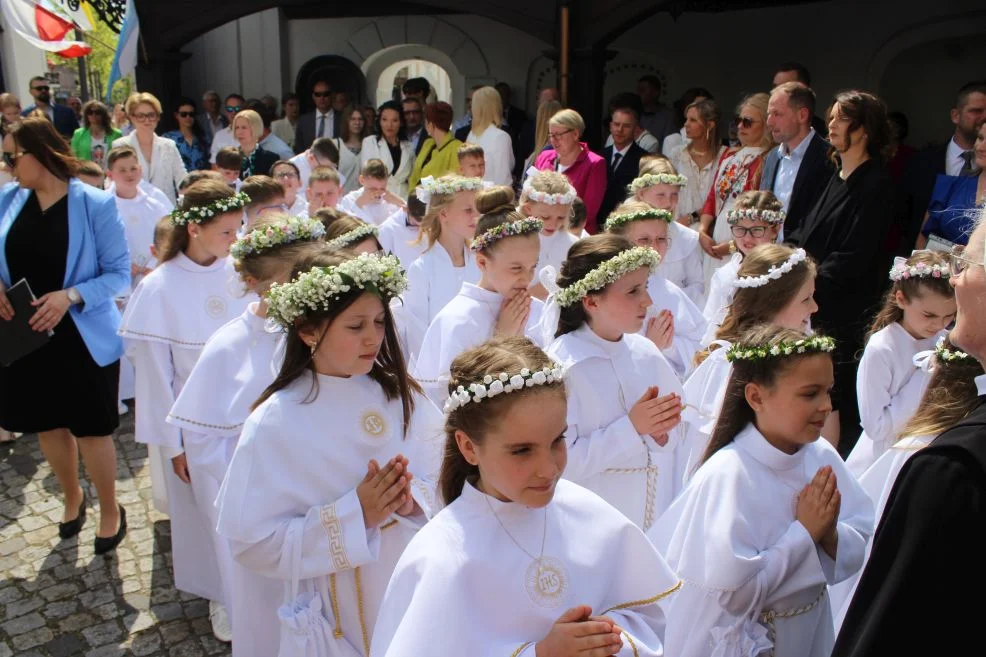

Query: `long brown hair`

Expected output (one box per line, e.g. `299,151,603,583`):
473,185,532,253
159,179,238,263
252,247,421,436
829,90,892,165
440,337,566,505
865,251,953,342
9,116,80,181
554,234,636,338
899,341,984,440
702,325,833,465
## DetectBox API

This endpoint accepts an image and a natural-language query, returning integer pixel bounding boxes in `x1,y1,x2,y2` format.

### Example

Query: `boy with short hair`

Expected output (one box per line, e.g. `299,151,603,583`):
337,158,404,225
178,170,224,195
240,175,286,228
214,147,244,190
270,160,307,217
457,143,486,180
306,166,341,212
77,160,106,189
378,192,428,267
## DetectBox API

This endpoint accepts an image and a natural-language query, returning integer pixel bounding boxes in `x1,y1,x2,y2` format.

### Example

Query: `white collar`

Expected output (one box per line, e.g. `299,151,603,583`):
573,324,626,358
460,478,545,517
734,422,806,471
780,128,815,158
175,251,229,273
947,136,969,161
316,109,334,118
612,143,632,158
976,373,986,397
458,282,502,309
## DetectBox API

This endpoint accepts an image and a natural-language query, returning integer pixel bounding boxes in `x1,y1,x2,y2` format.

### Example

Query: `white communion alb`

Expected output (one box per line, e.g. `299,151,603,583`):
661,221,705,305
401,244,481,341
642,271,708,379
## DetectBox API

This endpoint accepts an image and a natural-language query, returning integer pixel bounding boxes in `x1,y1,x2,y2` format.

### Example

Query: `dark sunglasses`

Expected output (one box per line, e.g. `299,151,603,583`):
2,151,26,168
225,105,242,113
85,108,101,115
312,92,332,98
31,85,50,92
177,111,195,118
733,116,759,129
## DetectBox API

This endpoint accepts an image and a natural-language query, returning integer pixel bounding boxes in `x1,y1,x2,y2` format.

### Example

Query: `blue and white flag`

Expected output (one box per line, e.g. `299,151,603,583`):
105,0,139,103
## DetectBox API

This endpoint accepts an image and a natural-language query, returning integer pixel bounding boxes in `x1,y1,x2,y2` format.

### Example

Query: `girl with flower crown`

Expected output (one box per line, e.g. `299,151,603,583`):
829,337,983,633
414,186,545,406
844,250,955,478
372,336,680,657
215,249,443,657
119,179,254,641
650,325,873,657
632,158,706,304
320,210,384,254
545,234,685,531
519,170,579,300
166,213,326,653
605,199,708,379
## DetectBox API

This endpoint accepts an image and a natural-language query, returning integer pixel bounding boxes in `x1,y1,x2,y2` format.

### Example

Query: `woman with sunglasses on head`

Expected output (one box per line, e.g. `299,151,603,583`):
112,92,188,205
163,97,211,172
0,116,131,553
70,101,121,172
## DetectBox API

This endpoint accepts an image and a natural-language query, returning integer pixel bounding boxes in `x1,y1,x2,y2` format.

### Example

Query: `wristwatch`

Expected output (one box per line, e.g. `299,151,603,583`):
66,287,82,305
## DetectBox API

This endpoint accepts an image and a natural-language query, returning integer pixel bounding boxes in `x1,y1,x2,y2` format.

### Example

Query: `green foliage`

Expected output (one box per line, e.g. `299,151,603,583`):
48,14,133,102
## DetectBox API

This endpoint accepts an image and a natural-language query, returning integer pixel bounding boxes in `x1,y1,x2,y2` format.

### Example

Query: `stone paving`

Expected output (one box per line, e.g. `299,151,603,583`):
0,410,232,657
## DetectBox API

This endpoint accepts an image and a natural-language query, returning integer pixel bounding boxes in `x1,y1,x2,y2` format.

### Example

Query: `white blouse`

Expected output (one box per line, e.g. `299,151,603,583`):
669,144,726,220
467,125,515,186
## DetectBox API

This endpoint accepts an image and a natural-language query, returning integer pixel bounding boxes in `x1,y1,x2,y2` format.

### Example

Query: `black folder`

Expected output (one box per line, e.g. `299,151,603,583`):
0,279,52,367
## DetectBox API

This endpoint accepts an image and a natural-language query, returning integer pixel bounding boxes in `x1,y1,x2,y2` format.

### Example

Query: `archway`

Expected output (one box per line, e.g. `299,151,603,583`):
375,59,453,107
363,43,472,115
294,55,368,114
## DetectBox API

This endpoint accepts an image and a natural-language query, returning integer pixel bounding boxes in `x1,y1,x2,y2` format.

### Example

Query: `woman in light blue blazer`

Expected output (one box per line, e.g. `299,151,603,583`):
0,117,130,554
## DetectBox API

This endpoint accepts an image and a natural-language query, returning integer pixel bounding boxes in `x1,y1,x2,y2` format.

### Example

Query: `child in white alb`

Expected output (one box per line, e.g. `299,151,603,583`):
337,158,405,225
518,170,579,300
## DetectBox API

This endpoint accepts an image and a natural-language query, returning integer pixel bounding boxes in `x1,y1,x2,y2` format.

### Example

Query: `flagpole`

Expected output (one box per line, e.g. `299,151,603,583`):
75,29,89,101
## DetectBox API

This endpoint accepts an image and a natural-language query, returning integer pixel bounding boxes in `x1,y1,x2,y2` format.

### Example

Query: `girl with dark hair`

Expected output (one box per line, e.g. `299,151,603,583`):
119,179,252,640
163,96,211,172
360,100,413,197
651,325,872,657
844,251,955,477
545,234,684,531
70,100,121,169
215,250,442,656
372,336,679,657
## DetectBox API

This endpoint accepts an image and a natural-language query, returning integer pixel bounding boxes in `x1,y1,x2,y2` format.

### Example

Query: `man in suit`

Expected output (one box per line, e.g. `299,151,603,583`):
21,76,78,138
599,104,647,223
294,80,335,154
208,93,245,163
761,81,832,237
897,80,986,253
198,90,227,143
402,97,427,156
772,63,828,137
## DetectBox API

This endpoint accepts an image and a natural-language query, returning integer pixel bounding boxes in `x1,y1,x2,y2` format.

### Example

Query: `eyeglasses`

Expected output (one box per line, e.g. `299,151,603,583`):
85,108,101,115
31,85,50,93
730,225,769,238
225,106,242,113
949,244,985,277
548,129,574,140
131,112,158,122
273,171,299,180
2,151,26,168
312,92,332,98
734,116,760,129
177,111,195,118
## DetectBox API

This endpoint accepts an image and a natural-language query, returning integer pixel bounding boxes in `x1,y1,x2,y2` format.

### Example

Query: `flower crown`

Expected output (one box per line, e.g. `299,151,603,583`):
732,248,807,289
726,207,786,225
555,247,661,308
935,336,972,363
629,173,688,194
231,216,325,259
470,218,544,251
889,256,949,282
170,192,250,226
415,175,485,206
265,253,407,328
325,224,379,251
444,365,566,414
522,180,578,206
726,335,836,362
605,208,673,231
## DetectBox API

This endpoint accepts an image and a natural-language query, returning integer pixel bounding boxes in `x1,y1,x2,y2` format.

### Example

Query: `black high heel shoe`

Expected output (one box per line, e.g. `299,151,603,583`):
58,492,87,539
94,505,127,555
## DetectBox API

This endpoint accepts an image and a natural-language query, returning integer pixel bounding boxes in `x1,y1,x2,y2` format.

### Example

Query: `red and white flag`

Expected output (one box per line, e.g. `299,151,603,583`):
0,0,92,58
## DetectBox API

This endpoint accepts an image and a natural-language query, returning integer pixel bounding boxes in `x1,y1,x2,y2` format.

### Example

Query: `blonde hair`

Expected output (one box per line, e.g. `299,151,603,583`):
605,200,660,235
737,93,774,150
527,100,563,170
0,93,21,112
125,92,162,117
520,170,573,208
637,155,677,177
233,110,263,143
899,342,984,440
415,174,470,248
549,109,585,136
309,166,341,187
470,87,503,136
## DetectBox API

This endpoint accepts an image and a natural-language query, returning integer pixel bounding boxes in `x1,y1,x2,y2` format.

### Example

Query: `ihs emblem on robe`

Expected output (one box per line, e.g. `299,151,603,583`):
205,296,227,319
361,410,388,438
525,556,569,608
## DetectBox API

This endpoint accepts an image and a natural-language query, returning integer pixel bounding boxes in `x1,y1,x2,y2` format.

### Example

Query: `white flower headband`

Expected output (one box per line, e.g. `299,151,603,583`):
325,224,379,251
629,173,688,194
265,253,407,328
231,216,325,259
415,175,485,206
732,248,807,289
605,208,673,231
555,247,661,308
726,208,786,226
171,192,250,226
889,256,949,282
522,179,578,206
470,218,544,251
444,365,566,414
935,336,971,363
726,335,836,362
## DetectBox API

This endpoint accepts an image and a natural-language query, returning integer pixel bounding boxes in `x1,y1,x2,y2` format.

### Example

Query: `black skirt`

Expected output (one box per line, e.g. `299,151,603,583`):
0,192,120,437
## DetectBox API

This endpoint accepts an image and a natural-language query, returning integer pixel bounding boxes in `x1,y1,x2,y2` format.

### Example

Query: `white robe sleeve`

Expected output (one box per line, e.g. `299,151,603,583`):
131,340,183,458
856,340,919,446
562,374,643,482
401,257,430,332
679,246,706,306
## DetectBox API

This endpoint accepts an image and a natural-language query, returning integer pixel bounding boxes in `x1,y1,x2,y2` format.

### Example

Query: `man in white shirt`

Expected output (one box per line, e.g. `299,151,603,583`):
209,94,245,163
289,137,343,190
599,104,647,221
294,80,335,154
402,97,427,156
199,90,227,143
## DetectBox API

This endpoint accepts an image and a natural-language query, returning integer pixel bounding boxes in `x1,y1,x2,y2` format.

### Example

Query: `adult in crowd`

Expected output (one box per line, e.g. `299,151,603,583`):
603,93,660,154
360,105,377,136
661,86,714,156
112,92,187,204
599,101,647,221
521,97,562,173
0,117,130,553
402,96,427,156
518,87,560,168
198,90,227,142
409,101,463,189
1,93,23,127
771,62,828,136
162,97,211,172
294,80,335,153
260,94,279,118
898,80,986,252
289,136,342,190
467,86,515,186
70,101,121,171
337,104,368,157
361,100,413,197
208,93,245,162
22,76,78,138
271,92,299,150
232,109,279,180
916,120,986,249
887,111,916,182
246,100,293,160
636,74,676,148
697,92,772,273
67,97,83,124
832,207,986,657
669,98,726,227
402,77,431,104
111,103,130,135
761,81,832,237
452,84,483,138
534,108,607,232
790,90,895,451
331,91,350,128
495,81,530,177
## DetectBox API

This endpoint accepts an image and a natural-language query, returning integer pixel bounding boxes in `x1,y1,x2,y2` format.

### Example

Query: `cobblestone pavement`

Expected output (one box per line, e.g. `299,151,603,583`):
0,410,232,657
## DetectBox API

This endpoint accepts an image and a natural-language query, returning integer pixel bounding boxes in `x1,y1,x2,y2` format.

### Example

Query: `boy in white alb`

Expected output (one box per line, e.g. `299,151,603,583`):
271,160,308,217
338,158,405,225
378,193,428,267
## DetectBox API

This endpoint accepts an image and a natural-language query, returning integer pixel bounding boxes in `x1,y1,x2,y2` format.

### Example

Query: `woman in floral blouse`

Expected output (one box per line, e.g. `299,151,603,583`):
162,97,211,171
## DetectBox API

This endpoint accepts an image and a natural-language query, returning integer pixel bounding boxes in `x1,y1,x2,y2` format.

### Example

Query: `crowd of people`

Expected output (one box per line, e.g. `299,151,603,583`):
0,63,985,657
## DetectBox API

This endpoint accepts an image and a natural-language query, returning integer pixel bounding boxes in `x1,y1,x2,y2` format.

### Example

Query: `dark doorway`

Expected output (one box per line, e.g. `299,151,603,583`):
295,55,367,114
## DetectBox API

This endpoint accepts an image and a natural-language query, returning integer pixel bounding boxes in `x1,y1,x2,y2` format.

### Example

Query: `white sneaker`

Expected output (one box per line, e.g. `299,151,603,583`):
209,600,232,643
